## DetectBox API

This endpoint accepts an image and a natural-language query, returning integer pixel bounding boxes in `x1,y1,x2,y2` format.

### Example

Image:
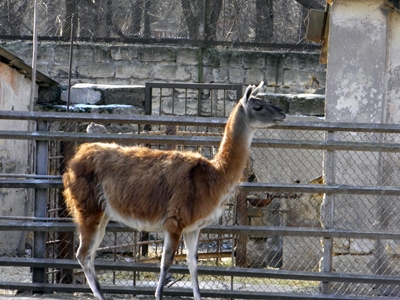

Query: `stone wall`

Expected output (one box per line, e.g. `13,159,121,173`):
0,41,326,97
0,41,328,267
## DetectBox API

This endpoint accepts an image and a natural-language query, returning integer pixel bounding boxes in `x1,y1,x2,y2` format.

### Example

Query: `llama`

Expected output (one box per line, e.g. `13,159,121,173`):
63,82,286,300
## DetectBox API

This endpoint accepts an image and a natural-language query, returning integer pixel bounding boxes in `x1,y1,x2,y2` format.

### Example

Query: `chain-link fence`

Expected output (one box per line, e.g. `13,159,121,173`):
1,82,400,298
0,0,323,49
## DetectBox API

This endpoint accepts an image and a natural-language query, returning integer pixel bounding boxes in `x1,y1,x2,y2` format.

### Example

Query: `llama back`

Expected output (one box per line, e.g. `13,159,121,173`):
63,142,222,230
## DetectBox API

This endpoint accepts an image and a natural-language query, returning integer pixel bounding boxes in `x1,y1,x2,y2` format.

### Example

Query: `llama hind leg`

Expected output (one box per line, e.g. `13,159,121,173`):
155,230,181,300
183,230,201,300
76,213,110,300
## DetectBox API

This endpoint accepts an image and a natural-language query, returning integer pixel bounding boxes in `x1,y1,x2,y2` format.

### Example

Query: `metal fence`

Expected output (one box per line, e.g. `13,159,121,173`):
0,0,322,50
1,106,400,299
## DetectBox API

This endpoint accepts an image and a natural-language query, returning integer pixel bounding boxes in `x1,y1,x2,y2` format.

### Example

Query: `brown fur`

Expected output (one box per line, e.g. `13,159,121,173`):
64,103,248,234
62,82,286,300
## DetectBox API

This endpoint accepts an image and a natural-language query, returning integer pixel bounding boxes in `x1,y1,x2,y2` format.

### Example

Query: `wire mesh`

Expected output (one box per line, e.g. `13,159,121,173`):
3,100,400,297
0,0,321,48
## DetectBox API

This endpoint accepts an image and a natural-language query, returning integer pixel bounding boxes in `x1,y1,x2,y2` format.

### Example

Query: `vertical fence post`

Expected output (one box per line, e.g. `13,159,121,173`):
32,120,49,288
321,131,336,294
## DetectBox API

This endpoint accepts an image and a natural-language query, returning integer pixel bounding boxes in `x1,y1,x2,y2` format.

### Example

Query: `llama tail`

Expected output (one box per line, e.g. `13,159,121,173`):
63,143,103,222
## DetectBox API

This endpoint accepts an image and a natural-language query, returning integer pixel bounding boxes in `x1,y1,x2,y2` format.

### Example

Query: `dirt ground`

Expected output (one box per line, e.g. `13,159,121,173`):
0,265,193,300
0,291,188,300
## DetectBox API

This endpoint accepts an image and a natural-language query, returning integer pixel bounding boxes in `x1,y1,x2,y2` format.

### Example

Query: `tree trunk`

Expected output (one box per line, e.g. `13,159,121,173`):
63,0,78,38
181,0,201,39
255,0,273,43
132,0,144,36
207,0,223,41
143,0,151,38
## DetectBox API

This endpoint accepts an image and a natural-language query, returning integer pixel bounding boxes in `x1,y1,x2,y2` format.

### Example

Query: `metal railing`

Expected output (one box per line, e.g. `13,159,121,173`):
1,110,400,299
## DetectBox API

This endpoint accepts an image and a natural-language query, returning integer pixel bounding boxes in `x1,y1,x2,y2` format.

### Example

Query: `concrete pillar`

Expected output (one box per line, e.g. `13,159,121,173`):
324,0,400,295
325,0,388,124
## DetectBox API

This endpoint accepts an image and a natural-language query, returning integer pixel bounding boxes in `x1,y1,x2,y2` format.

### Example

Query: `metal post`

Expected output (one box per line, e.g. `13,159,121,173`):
32,120,49,288
321,131,336,294
67,14,74,113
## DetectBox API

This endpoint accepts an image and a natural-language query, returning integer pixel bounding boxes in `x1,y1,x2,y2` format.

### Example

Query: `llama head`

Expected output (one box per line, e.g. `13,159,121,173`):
240,81,286,128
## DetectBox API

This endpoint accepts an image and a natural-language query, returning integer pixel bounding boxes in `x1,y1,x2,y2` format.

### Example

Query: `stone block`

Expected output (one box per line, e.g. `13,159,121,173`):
54,44,73,65
102,85,145,106
93,46,111,63
202,49,220,67
116,62,151,79
111,47,138,61
73,44,94,64
153,65,191,81
229,68,245,84
227,52,243,68
289,94,325,116
60,83,145,106
244,68,265,85
258,93,290,113
37,45,55,63
77,62,115,78
219,51,231,67
243,52,265,69
138,47,176,62
203,67,229,83
176,48,198,65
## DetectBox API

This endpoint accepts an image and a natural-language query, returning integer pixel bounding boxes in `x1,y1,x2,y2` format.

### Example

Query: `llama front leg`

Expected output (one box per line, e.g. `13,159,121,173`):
183,230,201,300
76,214,110,300
155,230,181,300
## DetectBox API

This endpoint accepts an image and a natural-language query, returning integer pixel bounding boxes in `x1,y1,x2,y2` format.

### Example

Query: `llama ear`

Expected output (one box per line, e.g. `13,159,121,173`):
240,84,254,106
251,81,264,97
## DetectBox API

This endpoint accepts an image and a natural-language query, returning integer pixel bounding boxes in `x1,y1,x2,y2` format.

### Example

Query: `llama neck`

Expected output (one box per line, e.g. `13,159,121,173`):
212,103,255,184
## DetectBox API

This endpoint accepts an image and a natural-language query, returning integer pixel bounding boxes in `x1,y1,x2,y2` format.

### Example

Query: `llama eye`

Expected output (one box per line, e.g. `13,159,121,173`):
253,105,263,111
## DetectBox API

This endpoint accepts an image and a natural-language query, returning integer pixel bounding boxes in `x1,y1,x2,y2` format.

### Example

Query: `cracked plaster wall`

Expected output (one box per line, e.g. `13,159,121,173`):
0,62,34,255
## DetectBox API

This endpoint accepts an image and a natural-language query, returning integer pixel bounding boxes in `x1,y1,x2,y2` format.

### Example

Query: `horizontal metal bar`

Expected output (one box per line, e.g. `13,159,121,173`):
2,110,400,133
0,110,227,127
0,220,399,240
1,257,400,287
239,182,400,196
0,130,224,144
0,179,63,188
2,130,400,152
203,225,400,240
2,179,400,197
0,174,61,179
0,281,388,300
146,82,242,90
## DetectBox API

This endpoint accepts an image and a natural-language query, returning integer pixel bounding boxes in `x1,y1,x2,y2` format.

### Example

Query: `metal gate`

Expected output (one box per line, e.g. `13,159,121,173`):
1,94,400,299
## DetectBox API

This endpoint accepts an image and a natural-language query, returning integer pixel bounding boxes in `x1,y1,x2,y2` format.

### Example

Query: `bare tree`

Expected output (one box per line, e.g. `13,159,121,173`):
62,0,78,38
207,0,223,41
255,0,274,43
0,0,30,35
181,0,202,39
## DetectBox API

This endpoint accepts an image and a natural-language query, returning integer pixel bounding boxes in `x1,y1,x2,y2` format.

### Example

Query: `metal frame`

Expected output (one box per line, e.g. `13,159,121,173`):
1,111,400,299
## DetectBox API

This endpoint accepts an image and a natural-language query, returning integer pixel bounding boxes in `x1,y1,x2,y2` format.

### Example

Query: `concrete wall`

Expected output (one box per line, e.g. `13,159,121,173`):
0,41,326,96
325,0,400,295
0,62,36,255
